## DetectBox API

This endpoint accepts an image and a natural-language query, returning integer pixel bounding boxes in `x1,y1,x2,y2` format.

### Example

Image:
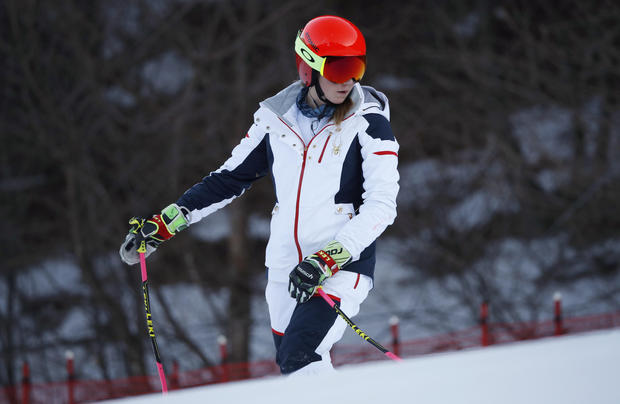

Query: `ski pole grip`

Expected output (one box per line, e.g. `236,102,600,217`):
133,229,148,281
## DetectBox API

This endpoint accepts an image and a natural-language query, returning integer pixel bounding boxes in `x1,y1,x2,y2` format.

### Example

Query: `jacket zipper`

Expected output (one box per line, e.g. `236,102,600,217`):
278,115,352,262
318,134,331,163
293,145,308,262
278,117,310,262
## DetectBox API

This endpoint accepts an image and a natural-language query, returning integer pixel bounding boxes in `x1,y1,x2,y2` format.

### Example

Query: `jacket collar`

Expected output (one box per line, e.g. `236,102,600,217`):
258,81,387,125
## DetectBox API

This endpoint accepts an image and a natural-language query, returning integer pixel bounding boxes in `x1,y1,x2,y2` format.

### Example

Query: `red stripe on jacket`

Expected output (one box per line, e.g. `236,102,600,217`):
373,151,398,156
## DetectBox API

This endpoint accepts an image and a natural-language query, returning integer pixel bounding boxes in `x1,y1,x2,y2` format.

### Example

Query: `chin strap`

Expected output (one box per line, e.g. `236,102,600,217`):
311,70,333,105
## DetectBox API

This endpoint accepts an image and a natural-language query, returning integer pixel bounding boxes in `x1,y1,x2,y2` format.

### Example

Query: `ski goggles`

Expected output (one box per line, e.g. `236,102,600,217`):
295,32,366,84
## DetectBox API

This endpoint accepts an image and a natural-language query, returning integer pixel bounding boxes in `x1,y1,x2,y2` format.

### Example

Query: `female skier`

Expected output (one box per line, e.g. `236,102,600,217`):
120,15,399,375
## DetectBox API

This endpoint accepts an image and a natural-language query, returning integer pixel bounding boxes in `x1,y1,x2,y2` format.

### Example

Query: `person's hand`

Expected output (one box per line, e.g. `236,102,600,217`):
119,203,190,265
288,241,352,303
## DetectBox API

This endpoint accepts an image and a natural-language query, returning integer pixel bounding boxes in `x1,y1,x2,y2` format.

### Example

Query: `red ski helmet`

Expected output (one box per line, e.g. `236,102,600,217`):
295,16,366,86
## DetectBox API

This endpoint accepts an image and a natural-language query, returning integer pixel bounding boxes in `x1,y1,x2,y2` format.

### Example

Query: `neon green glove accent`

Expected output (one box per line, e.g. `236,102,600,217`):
160,203,190,234
322,240,352,269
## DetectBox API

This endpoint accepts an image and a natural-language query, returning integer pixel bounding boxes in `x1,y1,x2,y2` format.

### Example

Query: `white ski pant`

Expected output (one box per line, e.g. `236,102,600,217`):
265,268,373,375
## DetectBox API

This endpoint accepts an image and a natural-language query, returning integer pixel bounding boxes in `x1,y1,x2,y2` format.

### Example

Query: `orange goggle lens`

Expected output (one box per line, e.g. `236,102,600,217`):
322,55,366,84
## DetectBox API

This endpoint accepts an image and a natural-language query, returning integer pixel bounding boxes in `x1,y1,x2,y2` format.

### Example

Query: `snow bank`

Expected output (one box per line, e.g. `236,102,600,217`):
103,328,620,404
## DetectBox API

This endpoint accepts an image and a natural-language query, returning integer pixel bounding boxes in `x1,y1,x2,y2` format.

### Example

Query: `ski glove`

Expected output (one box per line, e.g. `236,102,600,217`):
288,240,352,303
119,203,190,265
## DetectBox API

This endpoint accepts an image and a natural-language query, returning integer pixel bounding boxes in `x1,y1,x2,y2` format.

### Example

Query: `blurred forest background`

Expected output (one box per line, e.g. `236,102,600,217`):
2,0,620,387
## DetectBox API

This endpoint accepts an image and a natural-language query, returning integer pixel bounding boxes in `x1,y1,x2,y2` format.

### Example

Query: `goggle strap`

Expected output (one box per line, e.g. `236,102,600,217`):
295,33,326,73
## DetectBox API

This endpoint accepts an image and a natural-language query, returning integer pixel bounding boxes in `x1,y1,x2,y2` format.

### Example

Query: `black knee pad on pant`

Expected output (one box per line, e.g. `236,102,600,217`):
275,296,338,374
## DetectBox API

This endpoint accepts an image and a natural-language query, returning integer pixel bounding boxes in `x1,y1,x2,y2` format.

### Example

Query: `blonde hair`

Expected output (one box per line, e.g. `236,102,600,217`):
333,96,353,125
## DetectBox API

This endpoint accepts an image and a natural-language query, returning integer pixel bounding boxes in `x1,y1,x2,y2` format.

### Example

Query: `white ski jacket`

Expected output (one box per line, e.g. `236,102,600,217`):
177,81,399,282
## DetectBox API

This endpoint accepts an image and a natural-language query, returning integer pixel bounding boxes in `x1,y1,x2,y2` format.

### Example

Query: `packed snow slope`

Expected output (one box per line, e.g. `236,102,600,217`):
105,329,620,404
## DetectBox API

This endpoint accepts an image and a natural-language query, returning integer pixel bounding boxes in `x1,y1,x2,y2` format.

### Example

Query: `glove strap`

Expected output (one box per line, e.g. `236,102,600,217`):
147,215,174,241
316,250,339,274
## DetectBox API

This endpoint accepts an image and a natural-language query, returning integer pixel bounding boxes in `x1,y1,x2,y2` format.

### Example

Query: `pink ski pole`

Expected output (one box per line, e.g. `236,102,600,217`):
139,251,169,393
317,287,402,361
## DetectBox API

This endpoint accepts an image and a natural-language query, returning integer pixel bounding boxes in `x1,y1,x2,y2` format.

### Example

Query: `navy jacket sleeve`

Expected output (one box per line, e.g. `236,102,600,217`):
177,130,269,223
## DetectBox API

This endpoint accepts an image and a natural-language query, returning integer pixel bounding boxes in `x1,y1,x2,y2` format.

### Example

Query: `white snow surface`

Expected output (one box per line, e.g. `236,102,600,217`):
103,328,620,404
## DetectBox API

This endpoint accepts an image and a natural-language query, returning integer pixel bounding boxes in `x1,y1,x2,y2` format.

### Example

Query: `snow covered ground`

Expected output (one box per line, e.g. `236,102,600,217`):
103,328,620,404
